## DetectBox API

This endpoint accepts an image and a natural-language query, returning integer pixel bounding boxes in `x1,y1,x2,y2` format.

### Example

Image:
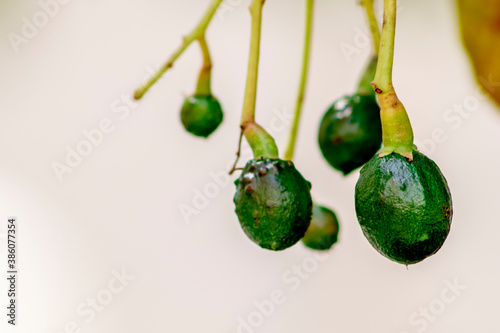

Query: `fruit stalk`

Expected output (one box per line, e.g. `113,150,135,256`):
284,0,314,161
372,0,415,159
239,0,279,159
373,0,396,92
362,0,380,55
356,0,380,96
241,0,265,126
195,35,213,96
134,0,223,100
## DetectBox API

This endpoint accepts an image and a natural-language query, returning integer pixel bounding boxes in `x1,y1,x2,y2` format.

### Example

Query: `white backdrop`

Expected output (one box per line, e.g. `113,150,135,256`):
0,0,499,332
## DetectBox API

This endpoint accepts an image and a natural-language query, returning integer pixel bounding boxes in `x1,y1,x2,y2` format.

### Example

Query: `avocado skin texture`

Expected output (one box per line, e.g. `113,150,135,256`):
180,95,223,138
302,205,340,251
318,94,382,175
355,151,452,265
234,159,313,251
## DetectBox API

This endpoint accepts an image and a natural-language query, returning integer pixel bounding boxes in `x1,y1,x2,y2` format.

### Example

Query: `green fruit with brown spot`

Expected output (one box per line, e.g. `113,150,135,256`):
355,151,452,265
234,158,313,251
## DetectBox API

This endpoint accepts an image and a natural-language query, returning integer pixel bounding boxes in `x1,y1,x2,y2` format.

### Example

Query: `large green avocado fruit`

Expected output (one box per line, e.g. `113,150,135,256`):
302,204,340,251
318,94,382,175
234,158,313,251
180,94,223,138
355,151,452,265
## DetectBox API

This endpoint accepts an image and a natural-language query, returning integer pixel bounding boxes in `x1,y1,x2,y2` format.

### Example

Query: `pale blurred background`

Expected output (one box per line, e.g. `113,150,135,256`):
0,0,499,332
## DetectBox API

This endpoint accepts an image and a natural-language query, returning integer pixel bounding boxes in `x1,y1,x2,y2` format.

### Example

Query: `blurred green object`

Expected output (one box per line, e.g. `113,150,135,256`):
318,93,382,175
458,0,500,108
302,204,339,251
180,95,223,138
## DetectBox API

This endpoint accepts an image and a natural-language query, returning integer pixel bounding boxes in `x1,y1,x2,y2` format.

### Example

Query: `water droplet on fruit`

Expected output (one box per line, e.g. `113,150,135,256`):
242,173,255,184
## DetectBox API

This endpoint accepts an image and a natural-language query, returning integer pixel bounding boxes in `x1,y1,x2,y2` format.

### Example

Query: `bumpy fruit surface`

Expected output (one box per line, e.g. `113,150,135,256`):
234,159,313,251
302,205,339,251
180,95,223,138
318,94,382,175
355,151,452,265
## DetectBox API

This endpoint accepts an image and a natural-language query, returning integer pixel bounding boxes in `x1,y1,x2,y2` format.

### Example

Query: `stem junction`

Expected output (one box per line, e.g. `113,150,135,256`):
134,0,223,100
238,0,279,161
372,0,416,160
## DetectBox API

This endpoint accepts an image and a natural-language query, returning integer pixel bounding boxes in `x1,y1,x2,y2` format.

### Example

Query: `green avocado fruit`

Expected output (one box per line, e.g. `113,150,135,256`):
234,158,313,251
318,94,382,175
180,95,223,138
355,151,452,265
302,204,340,251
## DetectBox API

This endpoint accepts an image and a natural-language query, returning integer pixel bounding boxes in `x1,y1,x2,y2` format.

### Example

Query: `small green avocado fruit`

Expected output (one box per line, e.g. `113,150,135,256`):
180,95,223,138
302,204,340,251
355,151,452,265
318,94,382,175
234,159,313,251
